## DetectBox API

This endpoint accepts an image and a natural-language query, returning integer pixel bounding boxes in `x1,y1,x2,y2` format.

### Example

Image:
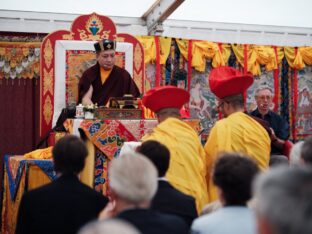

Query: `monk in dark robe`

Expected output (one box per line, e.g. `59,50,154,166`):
78,39,140,106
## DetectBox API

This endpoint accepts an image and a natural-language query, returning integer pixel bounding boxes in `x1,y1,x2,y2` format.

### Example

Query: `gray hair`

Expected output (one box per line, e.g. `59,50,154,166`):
254,84,274,97
253,167,312,234
78,219,141,234
109,152,158,204
289,141,304,166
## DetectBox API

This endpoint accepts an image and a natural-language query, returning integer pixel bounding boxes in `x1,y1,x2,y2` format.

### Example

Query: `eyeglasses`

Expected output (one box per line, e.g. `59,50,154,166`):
257,95,272,101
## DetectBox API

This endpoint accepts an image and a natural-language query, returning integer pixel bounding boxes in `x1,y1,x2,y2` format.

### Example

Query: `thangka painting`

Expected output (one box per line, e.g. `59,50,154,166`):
65,50,125,105
189,61,218,132
296,66,312,138
246,66,275,112
145,63,156,92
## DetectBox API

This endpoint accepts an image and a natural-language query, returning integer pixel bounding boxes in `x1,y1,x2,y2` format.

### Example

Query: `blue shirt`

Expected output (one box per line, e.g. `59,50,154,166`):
250,108,289,154
191,206,256,234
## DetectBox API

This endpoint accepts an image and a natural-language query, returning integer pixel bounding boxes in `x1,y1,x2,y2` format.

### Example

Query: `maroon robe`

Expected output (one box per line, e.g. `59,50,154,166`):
78,63,140,106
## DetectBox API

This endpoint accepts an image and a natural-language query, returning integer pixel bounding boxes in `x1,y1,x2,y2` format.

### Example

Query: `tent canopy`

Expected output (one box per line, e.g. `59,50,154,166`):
1,0,312,46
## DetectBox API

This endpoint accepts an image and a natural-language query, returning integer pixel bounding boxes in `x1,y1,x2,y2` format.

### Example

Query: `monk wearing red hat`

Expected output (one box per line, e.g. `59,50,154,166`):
205,66,270,203
78,39,140,106
141,86,209,214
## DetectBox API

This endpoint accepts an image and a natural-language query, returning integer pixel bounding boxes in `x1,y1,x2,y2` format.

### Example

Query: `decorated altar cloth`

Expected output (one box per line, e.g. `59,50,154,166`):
1,155,55,234
64,118,201,195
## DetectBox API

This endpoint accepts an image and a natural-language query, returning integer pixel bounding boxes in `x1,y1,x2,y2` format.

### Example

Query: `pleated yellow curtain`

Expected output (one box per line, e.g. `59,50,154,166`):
298,47,312,66
284,47,305,69
191,41,225,72
256,46,276,70
159,37,172,65
219,43,232,66
231,44,245,66
232,44,279,75
136,36,156,64
176,39,189,60
275,47,284,64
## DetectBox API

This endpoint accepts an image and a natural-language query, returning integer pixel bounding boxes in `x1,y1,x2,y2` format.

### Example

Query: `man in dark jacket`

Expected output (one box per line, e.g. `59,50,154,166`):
250,84,289,155
137,140,198,227
16,135,109,234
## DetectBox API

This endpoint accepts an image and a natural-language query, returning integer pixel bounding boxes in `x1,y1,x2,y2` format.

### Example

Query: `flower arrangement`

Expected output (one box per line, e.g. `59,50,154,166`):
83,103,98,113
83,103,98,119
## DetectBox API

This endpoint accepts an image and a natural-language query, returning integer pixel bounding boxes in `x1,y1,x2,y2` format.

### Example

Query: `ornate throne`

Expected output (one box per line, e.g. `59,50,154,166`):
40,12,145,137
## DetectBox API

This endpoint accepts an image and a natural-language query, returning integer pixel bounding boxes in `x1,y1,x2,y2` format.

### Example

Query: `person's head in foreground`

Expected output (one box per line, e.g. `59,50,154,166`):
52,135,88,176
289,141,304,166
269,155,289,168
78,219,141,234
253,166,312,234
109,152,158,209
136,140,170,177
301,136,312,165
142,85,190,123
213,152,259,206
209,66,253,117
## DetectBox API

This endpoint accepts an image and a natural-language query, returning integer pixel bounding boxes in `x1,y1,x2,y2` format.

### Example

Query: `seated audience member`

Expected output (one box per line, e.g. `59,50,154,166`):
269,155,289,168
301,136,312,165
200,200,222,216
99,152,189,234
78,219,141,234
254,167,312,234
289,141,304,166
137,140,198,227
191,153,259,234
16,135,109,234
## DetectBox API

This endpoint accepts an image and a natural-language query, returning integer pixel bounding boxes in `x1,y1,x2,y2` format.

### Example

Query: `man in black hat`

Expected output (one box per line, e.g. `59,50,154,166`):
78,39,140,106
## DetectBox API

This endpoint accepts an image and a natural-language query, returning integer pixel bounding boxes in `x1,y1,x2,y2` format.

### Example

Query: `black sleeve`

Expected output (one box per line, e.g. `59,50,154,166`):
15,194,30,234
277,116,289,140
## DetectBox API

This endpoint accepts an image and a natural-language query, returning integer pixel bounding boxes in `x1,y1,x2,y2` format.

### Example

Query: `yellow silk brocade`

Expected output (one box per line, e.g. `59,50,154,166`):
2,162,51,234
24,146,53,159
100,67,112,84
159,37,172,65
142,118,209,214
136,36,157,64
231,44,282,76
132,36,312,74
204,112,270,202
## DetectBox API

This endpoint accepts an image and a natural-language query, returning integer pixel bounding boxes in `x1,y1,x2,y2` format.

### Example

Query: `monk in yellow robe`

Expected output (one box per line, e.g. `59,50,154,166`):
205,66,270,203
141,86,209,214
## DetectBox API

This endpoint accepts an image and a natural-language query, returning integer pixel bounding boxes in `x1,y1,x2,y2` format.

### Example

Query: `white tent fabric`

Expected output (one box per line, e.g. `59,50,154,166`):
1,0,312,27
1,0,312,46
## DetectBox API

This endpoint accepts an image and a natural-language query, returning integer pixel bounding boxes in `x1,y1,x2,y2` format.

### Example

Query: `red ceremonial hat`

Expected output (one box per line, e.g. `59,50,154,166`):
209,66,253,99
142,86,190,113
